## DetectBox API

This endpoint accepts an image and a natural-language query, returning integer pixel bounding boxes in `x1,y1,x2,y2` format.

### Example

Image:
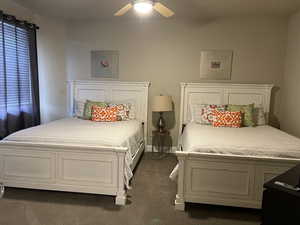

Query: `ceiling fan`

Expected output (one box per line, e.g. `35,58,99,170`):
114,0,174,18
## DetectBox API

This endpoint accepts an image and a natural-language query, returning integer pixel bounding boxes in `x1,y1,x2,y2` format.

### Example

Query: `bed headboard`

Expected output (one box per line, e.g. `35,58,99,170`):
68,80,150,140
179,82,274,137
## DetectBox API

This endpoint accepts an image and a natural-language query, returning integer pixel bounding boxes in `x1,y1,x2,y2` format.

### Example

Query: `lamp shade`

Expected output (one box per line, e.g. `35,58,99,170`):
152,95,172,112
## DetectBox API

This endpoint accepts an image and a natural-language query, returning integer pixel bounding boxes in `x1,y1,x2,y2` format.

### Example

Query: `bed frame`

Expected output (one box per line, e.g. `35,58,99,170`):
175,82,300,211
0,80,150,205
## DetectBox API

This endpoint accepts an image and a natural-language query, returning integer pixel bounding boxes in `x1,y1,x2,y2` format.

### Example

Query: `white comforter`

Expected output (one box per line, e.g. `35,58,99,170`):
170,123,300,180
4,117,144,188
180,122,300,159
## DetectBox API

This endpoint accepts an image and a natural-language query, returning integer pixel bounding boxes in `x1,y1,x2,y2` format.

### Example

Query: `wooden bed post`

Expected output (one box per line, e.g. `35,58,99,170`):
115,151,127,205
175,152,187,211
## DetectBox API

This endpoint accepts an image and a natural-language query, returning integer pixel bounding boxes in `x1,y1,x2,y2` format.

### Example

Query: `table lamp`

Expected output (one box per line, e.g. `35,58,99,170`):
152,95,172,132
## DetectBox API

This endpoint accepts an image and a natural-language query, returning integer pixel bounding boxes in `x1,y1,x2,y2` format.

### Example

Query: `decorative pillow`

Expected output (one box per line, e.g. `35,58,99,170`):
74,100,85,118
91,105,118,122
108,103,130,121
83,100,107,120
212,110,242,128
253,105,266,126
227,103,255,127
200,104,226,125
109,100,136,120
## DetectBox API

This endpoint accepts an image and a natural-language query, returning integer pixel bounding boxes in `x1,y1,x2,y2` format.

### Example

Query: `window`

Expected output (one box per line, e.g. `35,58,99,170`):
0,21,32,110
0,11,40,139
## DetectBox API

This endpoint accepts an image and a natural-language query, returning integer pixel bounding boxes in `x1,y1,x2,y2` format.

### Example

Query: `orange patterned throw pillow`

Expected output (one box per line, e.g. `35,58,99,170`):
212,110,242,128
91,105,118,122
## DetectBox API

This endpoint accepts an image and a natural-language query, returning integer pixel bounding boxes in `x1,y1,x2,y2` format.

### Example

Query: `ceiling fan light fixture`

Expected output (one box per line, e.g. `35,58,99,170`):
114,0,174,17
133,0,153,14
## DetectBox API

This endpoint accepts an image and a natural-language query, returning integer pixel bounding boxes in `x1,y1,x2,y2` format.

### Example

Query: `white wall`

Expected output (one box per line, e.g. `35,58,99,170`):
66,17,287,144
0,0,34,21
0,0,68,123
34,15,68,123
281,11,300,137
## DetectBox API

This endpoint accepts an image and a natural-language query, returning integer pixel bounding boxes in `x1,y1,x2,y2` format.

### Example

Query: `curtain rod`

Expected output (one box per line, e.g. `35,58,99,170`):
0,10,39,29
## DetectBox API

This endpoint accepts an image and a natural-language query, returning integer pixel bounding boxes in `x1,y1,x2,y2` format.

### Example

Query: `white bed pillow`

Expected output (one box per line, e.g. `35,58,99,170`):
189,104,204,123
74,100,86,118
254,105,266,126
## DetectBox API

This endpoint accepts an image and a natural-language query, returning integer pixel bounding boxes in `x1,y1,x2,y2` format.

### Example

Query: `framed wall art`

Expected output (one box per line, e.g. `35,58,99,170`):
200,50,233,80
91,50,119,78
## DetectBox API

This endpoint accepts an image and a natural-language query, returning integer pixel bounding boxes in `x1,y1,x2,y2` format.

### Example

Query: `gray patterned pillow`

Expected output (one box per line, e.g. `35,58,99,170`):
253,105,266,126
200,104,226,125
108,103,130,121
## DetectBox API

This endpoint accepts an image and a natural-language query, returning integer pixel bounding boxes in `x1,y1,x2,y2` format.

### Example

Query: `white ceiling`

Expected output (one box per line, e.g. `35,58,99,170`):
13,0,300,21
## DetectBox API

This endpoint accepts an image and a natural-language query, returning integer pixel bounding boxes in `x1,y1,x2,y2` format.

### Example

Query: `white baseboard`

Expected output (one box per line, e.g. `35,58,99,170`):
145,145,178,153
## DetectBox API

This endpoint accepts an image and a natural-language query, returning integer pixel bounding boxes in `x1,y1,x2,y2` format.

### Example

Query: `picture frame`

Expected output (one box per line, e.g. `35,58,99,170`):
91,50,119,78
200,50,233,80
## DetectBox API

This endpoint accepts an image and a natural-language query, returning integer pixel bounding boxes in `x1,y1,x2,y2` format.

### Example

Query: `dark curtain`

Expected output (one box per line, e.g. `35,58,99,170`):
0,11,40,139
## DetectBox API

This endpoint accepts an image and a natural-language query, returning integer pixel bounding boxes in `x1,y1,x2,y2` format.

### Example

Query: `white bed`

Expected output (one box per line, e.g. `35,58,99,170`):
0,80,150,205
4,117,144,188
174,83,300,211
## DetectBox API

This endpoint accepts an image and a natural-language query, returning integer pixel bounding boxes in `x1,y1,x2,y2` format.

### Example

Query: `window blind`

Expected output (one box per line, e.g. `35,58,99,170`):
0,21,32,109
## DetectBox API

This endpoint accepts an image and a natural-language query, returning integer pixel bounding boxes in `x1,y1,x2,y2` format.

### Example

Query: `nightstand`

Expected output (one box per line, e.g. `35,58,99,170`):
151,130,172,158
262,164,300,225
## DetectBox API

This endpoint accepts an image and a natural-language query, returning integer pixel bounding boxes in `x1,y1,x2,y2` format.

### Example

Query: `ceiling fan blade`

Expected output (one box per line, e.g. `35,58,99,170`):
114,3,133,16
153,2,174,18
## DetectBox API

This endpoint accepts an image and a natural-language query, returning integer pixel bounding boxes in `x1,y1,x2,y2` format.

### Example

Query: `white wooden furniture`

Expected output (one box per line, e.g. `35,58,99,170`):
0,80,150,205
175,83,300,211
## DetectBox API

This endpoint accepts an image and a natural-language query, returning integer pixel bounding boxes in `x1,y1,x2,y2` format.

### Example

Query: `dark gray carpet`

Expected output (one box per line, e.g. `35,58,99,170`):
0,153,261,225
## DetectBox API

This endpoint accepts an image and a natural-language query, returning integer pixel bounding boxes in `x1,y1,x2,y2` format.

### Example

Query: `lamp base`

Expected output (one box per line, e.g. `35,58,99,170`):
157,112,166,133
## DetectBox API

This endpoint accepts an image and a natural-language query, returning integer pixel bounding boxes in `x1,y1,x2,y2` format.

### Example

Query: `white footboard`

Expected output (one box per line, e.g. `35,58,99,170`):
175,151,300,211
0,141,140,205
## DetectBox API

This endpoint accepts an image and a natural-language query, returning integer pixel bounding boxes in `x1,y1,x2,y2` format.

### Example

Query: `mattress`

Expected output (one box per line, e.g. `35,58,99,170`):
170,122,300,181
4,117,144,188
180,122,300,159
